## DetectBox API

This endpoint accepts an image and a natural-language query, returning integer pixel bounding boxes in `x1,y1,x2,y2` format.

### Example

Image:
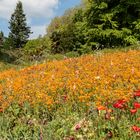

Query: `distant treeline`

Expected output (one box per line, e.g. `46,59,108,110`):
47,0,140,54
0,0,140,60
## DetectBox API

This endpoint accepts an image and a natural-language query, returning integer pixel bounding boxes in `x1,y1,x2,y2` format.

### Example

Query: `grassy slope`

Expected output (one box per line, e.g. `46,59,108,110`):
0,45,140,71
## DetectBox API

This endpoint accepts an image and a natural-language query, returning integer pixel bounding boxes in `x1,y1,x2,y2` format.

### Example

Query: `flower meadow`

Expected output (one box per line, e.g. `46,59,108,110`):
0,50,140,139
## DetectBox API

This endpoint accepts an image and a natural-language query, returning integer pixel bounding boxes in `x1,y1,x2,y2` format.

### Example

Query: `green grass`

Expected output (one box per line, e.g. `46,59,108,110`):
0,99,140,139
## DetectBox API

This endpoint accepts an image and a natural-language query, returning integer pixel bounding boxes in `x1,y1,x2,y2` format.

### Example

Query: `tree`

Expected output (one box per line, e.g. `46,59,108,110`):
47,7,85,53
0,31,4,47
85,0,140,48
47,17,62,37
8,1,32,48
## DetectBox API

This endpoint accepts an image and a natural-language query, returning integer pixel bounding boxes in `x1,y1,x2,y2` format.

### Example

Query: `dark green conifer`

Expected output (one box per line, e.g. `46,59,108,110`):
0,31,4,47
8,1,32,48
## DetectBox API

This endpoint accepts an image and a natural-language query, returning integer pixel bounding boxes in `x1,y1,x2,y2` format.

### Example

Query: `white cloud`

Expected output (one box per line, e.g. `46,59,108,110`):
30,25,46,39
0,0,59,19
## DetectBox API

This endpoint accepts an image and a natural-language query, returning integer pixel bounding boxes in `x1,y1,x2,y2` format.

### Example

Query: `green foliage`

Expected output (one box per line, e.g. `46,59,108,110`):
0,31,4,48
47,17,62,37
1,0,140,60
24,37,51,56
47,0,140,53
85,0,140,48
0,97,140,139
48,7,86,54
65,51,79,58
8,1,32,48
3,37,14,49
19,36,52,62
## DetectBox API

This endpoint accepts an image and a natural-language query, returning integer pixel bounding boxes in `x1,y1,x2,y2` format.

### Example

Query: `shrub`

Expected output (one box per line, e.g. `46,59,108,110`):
24,37,51,61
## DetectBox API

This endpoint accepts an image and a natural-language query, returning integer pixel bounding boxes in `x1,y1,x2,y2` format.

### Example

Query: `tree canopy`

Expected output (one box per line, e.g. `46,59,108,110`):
8,1,32,48
46,0,140,53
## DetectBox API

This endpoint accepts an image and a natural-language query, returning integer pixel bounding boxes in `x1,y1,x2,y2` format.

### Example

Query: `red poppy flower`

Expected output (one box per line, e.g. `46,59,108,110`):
113,103,123,109
134,90,140,97
130,109,137,114
117,99,126,103
132,125,140,132
113,99,126,109
134,102,140,109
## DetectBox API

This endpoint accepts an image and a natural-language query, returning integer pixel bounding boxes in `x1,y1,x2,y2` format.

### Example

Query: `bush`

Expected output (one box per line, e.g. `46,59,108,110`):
24,37,51,56
65,51,79,58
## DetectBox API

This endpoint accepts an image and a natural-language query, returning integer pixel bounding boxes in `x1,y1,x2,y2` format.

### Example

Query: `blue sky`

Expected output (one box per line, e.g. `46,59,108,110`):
0,0,81,38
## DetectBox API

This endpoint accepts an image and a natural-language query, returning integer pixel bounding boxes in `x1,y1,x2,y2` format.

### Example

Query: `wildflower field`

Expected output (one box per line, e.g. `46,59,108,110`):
0,50,140,139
